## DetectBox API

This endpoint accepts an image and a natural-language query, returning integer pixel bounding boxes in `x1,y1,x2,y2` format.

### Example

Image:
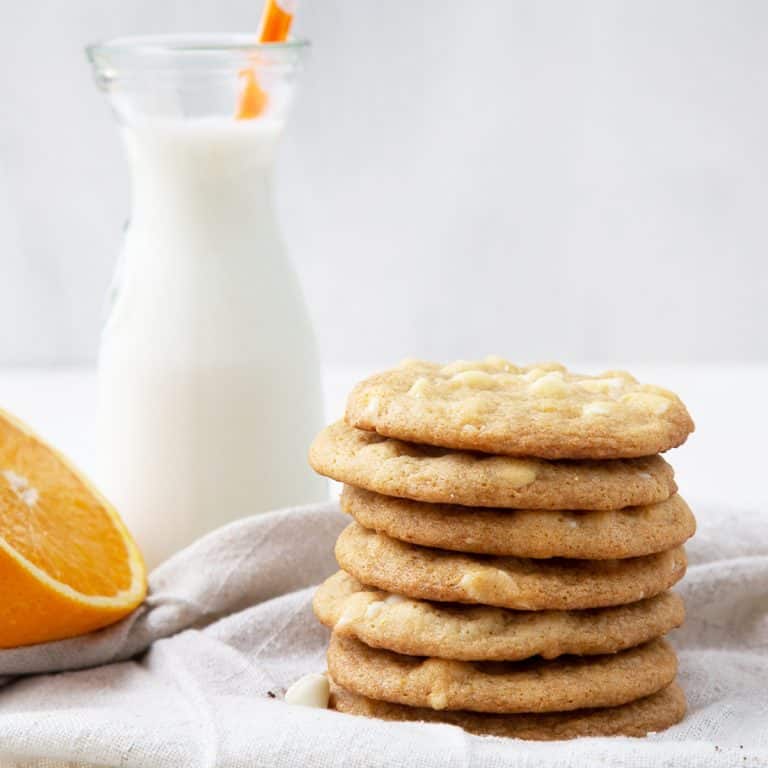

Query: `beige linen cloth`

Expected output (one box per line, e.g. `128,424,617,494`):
0,500,765,767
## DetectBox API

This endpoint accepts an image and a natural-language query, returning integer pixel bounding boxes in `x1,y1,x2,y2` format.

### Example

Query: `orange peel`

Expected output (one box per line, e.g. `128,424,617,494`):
0,408,147,648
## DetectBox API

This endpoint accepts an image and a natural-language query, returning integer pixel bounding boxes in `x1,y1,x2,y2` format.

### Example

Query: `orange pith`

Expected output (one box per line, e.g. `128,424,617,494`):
0,409,146,648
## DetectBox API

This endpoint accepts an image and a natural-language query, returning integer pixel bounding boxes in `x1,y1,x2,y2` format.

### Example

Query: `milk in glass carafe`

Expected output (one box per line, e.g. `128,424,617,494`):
87,35,326,567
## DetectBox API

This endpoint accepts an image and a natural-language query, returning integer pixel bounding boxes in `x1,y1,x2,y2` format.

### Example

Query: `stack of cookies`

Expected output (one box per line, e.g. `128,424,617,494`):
310,358,695,740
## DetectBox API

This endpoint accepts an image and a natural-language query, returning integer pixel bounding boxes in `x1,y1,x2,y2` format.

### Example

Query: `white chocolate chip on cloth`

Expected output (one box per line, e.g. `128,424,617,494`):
314,571,685,661
345,358,695,459
335,523,687,610
326,634,678,713
340,486,696,559
310,421,678,510
284,673,331,708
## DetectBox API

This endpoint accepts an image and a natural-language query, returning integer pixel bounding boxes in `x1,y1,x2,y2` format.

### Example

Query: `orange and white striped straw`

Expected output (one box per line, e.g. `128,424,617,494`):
237,0,296,119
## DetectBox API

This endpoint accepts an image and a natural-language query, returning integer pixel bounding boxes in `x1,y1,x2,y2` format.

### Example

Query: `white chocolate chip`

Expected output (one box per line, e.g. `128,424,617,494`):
364,395,381,415
384,594,407,605
577,377,626,396
440,360,475,376
336,603,361,628
459,569,516,600
458,573,479,595
453,397,487,424
284,673,330,708
408,378,431,398
482,457,538,488
359,594,407,622
493,372,525,386
449,370,496,388
621,392,671,415
522,367,547,382
529,371,568,397
483,355,517,372
581,401,614,417
363,601,385,620
427,691,449,710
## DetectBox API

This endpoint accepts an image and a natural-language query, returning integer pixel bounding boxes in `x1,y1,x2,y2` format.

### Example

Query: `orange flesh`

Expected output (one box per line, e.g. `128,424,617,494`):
237,0,295,119
0,418,132,597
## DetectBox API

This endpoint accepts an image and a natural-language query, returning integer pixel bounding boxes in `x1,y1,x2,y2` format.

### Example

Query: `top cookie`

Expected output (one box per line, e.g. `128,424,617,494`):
346,357,694,459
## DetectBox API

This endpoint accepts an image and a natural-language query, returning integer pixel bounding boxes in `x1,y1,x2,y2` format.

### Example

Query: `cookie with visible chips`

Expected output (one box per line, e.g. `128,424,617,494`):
329,679,687,740
345,358,694,459
311,421,677,510
340,486,696,559
314,571,685,661
327,634,677,713
335,523,686,610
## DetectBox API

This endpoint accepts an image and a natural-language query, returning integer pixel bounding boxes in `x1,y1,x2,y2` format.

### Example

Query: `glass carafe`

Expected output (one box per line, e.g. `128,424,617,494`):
87,35,326,568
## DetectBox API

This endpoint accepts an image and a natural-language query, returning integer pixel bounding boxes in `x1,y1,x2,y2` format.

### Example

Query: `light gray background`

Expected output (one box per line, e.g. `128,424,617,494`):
1,0,767,366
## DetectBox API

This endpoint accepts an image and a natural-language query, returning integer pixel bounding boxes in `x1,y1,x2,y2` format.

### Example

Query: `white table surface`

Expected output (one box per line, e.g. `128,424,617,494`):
0,364,765,515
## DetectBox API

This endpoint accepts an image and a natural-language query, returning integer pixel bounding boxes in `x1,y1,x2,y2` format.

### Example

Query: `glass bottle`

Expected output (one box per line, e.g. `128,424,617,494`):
87,35,326,568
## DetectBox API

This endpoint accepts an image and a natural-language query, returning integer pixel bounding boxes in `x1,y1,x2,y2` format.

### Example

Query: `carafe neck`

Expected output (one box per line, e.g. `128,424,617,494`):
123,119,282,245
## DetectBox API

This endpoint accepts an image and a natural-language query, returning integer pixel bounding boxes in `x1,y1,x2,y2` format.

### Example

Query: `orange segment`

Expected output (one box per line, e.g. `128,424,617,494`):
237,0,296,120
0,408,146,648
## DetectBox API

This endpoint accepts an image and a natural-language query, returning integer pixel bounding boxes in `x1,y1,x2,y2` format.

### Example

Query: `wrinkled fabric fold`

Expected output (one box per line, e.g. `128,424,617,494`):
0,500,764,767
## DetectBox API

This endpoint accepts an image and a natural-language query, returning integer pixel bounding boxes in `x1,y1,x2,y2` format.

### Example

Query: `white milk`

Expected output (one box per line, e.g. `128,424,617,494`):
97,118,326,568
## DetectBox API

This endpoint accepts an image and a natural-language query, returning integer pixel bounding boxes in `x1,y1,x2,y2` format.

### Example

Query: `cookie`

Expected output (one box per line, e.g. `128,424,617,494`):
314,571,685,661
335,523,686,610
311,421,677,510
329,679,687,740
341,487,696,559
327,634,677,713
345,358,694,459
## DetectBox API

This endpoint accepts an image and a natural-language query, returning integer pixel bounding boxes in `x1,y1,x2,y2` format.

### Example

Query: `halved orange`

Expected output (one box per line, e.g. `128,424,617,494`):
0,408,147,648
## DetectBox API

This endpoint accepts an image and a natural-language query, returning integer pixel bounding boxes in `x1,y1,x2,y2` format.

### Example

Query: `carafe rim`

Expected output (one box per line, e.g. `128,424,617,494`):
87,33,310,58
